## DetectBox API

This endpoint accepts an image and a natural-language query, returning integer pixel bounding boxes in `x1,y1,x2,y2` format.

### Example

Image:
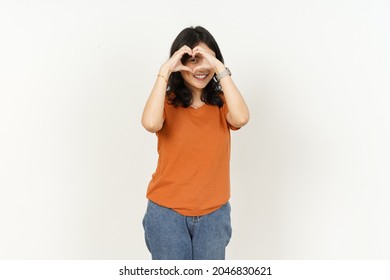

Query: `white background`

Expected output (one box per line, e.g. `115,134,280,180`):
1,0,389,260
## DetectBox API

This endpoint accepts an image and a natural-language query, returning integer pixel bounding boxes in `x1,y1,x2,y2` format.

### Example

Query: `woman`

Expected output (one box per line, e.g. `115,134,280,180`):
141,26,249,260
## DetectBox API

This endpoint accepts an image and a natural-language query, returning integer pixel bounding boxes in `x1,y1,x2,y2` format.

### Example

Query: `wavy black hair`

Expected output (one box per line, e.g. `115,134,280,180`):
167,26,224,108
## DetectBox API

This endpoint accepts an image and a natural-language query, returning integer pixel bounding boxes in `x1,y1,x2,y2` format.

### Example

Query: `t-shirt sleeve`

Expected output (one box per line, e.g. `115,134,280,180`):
163,99,171,121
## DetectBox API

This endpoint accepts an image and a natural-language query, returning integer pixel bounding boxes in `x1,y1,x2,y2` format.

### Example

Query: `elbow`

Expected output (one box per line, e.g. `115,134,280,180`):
240,111,250,127
231,113,250,128
235,117,250,128
141,119,163,133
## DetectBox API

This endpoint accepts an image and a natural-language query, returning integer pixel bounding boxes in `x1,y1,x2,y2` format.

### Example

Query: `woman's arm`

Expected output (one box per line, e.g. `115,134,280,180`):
141,46,193,133
192,46,250,128
141,69,168,133
216,65,250,128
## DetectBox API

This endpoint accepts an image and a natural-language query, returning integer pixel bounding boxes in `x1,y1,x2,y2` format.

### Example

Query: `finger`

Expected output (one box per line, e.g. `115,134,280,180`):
193,62,213,73
192,45,205,52
191,48,202,57
192,45,208,55
179,45,193,56
179,65,193,72
193,45,216,58
170,46,192,66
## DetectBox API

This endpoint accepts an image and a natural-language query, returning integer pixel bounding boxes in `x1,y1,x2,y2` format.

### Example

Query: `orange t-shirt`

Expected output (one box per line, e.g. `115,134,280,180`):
146,97,239,216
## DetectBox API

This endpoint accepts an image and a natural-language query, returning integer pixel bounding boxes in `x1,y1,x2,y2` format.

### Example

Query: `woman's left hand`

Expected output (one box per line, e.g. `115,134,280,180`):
192,45,225,74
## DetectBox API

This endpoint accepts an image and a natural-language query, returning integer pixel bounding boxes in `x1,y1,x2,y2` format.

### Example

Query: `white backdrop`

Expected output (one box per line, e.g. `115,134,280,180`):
1,0,389,259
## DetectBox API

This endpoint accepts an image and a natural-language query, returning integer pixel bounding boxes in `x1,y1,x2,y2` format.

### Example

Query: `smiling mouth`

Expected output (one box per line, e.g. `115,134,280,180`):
193,73,208,80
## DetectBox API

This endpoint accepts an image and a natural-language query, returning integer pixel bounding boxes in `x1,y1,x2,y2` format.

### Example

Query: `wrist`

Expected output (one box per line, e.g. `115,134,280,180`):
214,67,231,82
159,65,172,79
214,62,226,74
157,74,168,83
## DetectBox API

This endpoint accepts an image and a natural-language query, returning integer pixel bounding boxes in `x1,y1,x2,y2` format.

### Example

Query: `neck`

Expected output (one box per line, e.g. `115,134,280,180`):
192,91,202,102
190,91,205,109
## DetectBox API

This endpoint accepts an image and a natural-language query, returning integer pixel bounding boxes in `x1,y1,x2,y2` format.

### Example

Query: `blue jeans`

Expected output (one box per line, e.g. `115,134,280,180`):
142,200,232,260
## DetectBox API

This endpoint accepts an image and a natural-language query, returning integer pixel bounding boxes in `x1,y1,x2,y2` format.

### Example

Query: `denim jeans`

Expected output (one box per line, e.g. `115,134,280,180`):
142,200,232,260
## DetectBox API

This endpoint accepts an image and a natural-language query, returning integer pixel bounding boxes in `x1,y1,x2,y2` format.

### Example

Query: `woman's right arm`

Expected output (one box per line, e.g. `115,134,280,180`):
141,66,170,133
141,46,193,133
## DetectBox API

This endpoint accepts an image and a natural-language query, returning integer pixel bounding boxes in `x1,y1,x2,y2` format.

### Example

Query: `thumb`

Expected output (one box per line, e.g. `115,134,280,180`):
193,63,213,74
179,65,193,73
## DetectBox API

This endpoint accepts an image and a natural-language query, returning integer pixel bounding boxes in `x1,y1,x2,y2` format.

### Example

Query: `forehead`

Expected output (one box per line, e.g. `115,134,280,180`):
198,42,216,57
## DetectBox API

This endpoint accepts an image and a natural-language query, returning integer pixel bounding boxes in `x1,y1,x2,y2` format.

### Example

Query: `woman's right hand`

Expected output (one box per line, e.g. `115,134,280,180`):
160,45,193,77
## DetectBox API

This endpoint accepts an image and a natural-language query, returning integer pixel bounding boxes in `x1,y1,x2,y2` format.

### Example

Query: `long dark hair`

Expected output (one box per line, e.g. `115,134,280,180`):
167,26,224,108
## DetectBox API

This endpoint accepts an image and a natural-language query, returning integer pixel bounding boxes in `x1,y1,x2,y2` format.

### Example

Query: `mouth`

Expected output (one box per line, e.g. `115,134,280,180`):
193,73,209,80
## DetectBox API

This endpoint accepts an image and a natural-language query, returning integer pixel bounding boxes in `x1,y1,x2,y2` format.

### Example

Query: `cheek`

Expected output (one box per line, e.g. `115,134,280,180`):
205,75,215,85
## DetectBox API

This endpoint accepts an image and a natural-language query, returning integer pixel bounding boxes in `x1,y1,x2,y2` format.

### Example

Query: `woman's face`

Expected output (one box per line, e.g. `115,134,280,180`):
180,42,215,94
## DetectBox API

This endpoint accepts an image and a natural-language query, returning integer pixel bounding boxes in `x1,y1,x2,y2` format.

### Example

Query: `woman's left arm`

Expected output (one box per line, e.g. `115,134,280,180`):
193,46,250,128
215,64,250,128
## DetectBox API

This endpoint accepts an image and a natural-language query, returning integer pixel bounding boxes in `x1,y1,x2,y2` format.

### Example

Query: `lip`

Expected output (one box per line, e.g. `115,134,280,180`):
193,73,209,80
